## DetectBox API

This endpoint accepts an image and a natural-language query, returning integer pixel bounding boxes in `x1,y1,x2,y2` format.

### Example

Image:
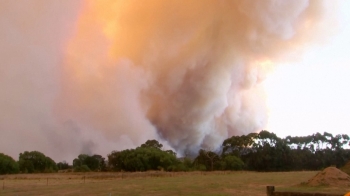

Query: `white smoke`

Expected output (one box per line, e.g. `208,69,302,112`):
0,0,334,161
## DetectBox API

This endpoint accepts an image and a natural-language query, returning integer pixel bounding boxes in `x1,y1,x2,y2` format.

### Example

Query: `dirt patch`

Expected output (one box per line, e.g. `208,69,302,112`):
306,167,350,187
341,161,350,175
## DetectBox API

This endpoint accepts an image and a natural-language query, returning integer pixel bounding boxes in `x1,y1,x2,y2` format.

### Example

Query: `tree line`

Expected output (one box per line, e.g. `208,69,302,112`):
0,131,349,174
222,131,350,171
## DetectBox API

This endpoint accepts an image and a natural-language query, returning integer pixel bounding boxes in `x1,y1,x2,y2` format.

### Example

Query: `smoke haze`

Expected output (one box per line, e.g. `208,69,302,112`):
0,0,333,161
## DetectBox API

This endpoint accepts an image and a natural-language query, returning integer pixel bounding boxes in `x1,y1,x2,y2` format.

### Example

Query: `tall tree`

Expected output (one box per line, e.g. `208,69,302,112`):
194,149,220,171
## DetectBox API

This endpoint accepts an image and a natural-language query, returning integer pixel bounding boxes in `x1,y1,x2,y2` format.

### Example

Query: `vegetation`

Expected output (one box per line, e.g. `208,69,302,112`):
73,154,106,172
108,140,178,171
1,171,349,196
0,131,349,174
222,131,350,171
18,151,58,173
56,161,70,170
0,153,19,174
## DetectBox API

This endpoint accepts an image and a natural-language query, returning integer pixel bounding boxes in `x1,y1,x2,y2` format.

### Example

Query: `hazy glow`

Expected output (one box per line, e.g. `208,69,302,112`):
0,0,346,162
264,1,350,137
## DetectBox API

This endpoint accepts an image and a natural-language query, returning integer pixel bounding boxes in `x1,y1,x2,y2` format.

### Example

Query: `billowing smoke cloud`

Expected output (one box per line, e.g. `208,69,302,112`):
0,0,333,161
0,0,93,162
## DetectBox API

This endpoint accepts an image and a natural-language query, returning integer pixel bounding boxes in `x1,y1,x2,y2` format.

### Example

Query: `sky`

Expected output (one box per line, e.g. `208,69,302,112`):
264,1,350,138
0,1,349,161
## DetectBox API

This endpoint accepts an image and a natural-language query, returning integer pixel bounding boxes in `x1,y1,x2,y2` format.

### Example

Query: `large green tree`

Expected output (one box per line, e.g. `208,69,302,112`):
18,151,57,173
0,153,19,174
221,155,245,171
108,140,178,171
194,149,220,171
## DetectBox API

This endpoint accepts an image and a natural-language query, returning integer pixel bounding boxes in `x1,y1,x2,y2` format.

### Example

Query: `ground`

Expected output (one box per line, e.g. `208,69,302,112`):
0,171,349,196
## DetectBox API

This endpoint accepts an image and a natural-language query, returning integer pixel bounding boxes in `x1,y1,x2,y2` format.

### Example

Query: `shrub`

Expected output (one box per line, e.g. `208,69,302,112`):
74,165,91,172
223,155,245,171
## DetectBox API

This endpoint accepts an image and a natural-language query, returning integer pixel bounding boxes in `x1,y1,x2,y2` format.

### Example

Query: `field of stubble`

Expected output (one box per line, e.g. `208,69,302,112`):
0,171,349,196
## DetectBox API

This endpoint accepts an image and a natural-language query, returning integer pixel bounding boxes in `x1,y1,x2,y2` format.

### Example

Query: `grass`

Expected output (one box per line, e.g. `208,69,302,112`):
0,171,349,196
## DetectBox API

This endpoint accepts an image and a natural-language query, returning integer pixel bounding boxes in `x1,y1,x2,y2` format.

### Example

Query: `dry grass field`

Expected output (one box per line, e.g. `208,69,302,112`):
0,171,349,196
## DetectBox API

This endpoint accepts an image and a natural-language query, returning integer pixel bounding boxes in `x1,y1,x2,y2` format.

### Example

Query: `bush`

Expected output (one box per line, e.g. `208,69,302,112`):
222,155,244,171
167,162,191,172
194,164,207,171
74,165,91,172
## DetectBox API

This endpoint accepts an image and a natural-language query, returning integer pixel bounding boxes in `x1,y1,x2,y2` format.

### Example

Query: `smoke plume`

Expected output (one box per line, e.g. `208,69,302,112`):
0,0,333,161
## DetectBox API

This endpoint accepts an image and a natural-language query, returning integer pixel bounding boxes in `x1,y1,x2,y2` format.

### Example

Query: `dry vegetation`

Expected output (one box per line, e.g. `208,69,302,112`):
0,171,349,196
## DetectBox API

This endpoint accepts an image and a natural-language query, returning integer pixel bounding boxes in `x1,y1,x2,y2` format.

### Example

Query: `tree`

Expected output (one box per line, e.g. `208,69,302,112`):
18,151,57,173
140,139,163,149
0,153,19,174
108,140,179,172
57,161,70,170
221,155,244,171
170,157,193,171
107,151,122,171
194,149,220,171
84,156,99,171
92,154,107,171
222,133,257,157
73,154,106,172
73,158,82,168
246,131,291,171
